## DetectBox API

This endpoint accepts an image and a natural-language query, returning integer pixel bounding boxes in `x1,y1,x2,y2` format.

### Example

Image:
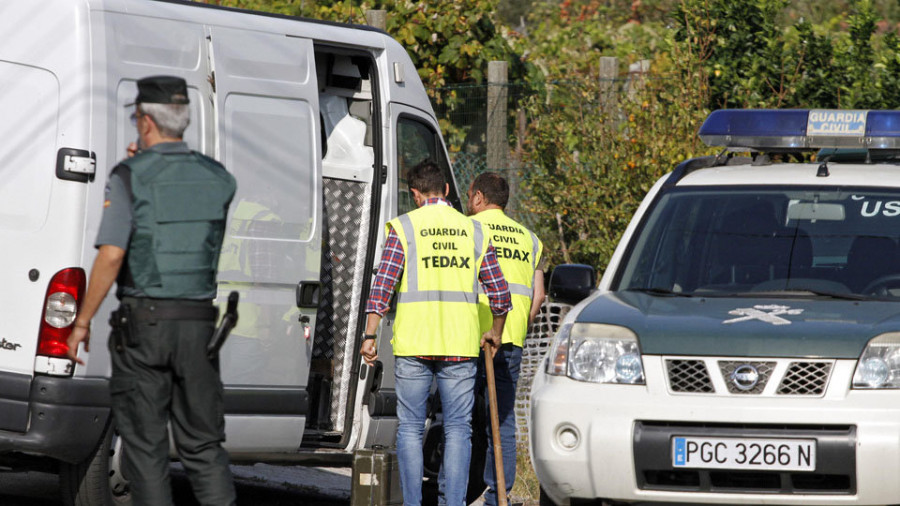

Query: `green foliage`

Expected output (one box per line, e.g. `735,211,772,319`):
512,0,711,269
519,0,900,271
670,0,900,109
673,0,795,108
520,78,712,269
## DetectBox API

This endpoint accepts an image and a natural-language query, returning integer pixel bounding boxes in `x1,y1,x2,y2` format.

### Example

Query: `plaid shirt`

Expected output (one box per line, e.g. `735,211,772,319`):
366,198,512,361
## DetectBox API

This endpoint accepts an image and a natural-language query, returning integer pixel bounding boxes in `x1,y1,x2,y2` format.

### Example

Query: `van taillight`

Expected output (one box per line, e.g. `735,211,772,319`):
37,268,86,359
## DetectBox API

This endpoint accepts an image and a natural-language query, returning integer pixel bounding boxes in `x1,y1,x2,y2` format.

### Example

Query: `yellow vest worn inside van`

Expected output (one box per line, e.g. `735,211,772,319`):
217,199,280,338
475,209,543,347
389,204,488,357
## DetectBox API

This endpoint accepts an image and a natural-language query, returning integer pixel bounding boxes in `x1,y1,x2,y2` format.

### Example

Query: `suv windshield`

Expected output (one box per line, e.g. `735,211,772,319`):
616,186,900,299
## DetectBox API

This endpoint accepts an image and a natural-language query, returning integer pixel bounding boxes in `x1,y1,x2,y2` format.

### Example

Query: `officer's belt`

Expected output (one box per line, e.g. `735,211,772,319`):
129,303,219,323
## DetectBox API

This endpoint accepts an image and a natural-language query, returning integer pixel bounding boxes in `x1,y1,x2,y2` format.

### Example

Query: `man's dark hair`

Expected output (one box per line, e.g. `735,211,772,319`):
406,160,446,195
471,172,509,208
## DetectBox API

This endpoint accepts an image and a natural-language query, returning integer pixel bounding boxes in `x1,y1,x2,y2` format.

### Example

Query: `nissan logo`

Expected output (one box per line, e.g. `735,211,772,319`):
731,364,760,391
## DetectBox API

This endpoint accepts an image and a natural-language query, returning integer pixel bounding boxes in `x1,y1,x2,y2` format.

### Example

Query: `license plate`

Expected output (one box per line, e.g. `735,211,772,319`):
672,436,816,471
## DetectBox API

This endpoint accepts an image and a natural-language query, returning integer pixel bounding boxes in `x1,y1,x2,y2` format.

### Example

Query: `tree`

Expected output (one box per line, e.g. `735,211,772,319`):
519,0,900,270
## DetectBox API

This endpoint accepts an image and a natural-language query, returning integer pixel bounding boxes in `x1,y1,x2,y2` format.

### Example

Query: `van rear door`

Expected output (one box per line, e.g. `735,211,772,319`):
0,0,91,433
209,27,321,451
0,63,63,381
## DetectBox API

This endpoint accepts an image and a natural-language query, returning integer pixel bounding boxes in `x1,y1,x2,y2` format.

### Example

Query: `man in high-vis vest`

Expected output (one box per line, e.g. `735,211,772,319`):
468,172,545,506
360,161,512,506
67,76,237,506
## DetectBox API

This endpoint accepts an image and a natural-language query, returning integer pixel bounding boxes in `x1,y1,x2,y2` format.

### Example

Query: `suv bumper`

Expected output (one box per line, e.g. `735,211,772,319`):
0,375,109,465
530,356,900,505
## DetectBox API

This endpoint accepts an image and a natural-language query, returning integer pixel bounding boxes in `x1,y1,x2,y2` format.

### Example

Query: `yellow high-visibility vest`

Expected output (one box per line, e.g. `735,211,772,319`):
475,209,543,347
389,203,488,357
217,200,280,338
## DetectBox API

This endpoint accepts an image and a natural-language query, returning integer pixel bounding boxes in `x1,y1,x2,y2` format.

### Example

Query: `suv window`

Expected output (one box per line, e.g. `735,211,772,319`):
617,187,900,298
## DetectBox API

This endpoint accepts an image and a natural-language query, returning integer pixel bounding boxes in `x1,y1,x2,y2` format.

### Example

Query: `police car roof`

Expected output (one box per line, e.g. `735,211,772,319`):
700,109,900,151
676,161,900,188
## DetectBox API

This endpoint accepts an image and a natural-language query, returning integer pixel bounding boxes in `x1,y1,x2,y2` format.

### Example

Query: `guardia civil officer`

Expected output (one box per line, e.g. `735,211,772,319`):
66,76,237,506
467,172,545,506
360,160,512,506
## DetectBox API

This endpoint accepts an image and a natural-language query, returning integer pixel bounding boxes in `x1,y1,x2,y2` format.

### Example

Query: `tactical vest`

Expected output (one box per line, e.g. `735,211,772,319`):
389,203,488,357
475,209,542,347
121,150,236,299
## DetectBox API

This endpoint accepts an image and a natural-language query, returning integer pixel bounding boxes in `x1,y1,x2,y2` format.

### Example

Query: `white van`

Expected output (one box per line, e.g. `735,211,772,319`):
0,0,474,503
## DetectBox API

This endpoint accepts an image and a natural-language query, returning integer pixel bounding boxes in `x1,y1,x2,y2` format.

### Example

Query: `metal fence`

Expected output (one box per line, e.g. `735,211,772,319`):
428,82,533,219
514,300,572,443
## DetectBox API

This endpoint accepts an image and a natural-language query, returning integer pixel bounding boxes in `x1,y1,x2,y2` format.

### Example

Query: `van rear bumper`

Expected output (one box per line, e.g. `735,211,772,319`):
0,375,109,465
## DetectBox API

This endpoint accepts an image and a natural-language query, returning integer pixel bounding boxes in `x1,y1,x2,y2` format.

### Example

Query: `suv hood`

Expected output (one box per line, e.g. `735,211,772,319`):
575,291,900,358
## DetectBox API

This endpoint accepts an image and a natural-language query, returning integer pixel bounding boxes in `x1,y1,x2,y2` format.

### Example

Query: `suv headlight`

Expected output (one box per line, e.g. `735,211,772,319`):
853,332,900,389
546,322,645,384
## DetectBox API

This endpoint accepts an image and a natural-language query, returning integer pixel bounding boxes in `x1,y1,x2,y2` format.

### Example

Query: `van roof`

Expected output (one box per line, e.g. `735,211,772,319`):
149,0,387,35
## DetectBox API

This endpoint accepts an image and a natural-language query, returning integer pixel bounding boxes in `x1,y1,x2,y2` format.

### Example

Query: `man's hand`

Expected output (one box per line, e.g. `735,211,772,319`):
67,324,91,366
480,329,501,357
482,313,506,358
360,338,378,366
127,141,139,158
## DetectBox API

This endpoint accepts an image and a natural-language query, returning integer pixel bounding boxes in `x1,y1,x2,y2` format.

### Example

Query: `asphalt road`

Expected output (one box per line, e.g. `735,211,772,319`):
0,464,351,505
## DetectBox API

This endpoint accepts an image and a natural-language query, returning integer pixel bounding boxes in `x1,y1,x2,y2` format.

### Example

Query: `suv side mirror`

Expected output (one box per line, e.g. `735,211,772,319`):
548,264,597,304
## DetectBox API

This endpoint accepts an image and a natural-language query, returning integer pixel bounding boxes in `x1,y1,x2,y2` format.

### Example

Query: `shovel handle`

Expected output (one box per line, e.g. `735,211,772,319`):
483,343,508,506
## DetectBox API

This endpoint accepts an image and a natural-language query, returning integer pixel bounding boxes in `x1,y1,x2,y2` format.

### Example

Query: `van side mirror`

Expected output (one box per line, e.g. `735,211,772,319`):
548,264,597,304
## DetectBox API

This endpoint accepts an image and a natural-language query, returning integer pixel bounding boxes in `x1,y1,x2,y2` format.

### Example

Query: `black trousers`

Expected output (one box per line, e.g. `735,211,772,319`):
109,297,236,506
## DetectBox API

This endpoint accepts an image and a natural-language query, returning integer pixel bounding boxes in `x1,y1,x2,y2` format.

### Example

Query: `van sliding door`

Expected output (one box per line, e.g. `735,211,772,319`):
209,27,320,451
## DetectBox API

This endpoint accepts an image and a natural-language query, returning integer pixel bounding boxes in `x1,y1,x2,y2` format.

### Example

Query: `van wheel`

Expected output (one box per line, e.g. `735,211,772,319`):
59,421,132,506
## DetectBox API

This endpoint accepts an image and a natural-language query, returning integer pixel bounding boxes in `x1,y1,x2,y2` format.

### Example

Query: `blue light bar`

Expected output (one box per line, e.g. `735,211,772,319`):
699,109,900,150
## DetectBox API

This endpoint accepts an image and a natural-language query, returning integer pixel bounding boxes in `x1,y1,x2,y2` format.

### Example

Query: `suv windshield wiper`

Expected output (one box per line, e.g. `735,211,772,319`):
625,287,695,297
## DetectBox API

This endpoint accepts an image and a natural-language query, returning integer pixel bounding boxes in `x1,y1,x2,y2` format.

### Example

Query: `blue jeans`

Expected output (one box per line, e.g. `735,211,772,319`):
395,357,476,506
477,344,522,506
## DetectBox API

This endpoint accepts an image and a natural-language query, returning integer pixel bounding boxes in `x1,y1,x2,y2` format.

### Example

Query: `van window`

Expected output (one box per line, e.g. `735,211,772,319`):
220,94,317,283
0,63,58,231
396,116,458,214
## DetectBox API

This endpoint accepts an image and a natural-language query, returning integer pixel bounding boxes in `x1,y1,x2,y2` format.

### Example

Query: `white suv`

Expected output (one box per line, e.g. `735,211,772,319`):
531,109,900,505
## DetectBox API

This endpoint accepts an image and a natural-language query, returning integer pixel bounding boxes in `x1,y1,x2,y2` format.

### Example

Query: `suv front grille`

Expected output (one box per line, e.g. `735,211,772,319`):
666,359,714,393
664,357,835,396
718,361,775,394
778,361,832,395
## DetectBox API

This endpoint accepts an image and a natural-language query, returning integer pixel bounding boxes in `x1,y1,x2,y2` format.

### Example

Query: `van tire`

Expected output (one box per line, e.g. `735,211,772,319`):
59,421,132,506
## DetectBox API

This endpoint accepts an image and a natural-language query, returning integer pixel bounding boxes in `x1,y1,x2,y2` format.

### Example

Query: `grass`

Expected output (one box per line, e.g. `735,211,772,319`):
509,443,540,505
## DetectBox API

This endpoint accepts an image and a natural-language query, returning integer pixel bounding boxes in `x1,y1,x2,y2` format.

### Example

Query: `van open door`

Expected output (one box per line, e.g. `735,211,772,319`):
209,26,321,452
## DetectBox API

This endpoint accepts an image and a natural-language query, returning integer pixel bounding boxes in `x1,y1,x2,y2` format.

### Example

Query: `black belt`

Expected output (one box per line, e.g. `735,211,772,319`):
128,303,219,323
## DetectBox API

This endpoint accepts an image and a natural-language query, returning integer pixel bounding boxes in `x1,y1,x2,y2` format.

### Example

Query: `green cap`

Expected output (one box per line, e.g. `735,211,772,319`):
126,76,189,106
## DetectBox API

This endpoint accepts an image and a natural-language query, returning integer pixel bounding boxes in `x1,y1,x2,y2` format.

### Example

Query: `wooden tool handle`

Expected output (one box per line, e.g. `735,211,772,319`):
483,343,507,506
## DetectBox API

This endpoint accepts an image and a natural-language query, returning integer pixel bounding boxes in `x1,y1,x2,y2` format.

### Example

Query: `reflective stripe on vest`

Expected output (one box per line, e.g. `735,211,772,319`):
475,209,543,348
389,204,487,357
